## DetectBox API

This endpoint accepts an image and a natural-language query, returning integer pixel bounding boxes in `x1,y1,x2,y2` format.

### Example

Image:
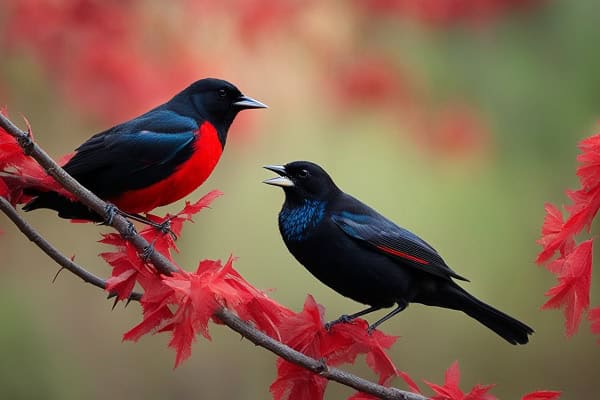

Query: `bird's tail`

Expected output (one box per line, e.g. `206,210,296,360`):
22,190,101,221
440,284,533,345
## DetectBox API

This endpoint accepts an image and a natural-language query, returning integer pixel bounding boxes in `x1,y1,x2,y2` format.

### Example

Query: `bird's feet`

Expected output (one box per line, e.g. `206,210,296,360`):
156,218,177,241
104,203,118,225
324,314,354,331
141,244,155,262
123,221,137,239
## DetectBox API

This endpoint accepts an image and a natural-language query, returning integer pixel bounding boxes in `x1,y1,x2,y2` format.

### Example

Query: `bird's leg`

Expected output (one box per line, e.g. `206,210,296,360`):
113,209,177,240
325,305,381,330
366,302,408,334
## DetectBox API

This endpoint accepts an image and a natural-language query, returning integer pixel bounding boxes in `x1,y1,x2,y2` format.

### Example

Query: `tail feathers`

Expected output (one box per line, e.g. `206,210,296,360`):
444,284,534,345
23,191,100,221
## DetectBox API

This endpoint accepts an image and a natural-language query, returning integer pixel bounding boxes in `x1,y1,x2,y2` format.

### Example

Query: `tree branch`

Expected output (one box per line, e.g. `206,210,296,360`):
0,113,427,400
0,197,142,302
0,112,176,275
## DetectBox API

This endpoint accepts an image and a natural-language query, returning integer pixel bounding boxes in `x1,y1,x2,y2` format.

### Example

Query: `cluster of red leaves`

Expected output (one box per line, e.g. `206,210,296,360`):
270,295,419,400
2,0,202,123
536,133,600,339
350,360,559,400
101,191,293,367
357,0,545,28
0,109,73,204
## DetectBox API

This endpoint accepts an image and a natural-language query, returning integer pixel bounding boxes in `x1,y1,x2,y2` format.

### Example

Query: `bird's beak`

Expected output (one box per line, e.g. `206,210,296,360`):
233,95,268,109
263,165,294,187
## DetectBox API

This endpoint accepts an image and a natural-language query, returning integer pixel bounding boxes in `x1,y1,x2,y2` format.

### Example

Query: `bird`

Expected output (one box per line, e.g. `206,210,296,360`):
23,78,267,228
263,161,533,344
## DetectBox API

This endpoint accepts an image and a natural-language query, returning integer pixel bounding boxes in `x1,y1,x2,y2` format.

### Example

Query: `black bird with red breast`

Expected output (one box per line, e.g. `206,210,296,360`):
24,78,267,226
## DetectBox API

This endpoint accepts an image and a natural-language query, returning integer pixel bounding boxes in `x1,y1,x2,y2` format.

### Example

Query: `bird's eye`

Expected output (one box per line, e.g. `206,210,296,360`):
297,169,309,178
218,89,227,97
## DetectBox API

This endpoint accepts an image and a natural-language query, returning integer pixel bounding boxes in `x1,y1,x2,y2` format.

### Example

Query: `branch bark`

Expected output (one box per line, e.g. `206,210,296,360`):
0,113,427,400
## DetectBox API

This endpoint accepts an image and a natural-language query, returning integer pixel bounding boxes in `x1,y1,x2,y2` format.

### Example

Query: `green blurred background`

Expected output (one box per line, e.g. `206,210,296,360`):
1,0,600,398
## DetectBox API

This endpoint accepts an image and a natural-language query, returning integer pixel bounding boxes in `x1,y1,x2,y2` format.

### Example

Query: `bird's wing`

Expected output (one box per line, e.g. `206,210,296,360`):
331,210,469,282
63,111,199,195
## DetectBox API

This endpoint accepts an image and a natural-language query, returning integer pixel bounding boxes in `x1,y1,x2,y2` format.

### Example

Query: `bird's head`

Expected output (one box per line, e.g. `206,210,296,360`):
263,161,340,204
172,78,267,142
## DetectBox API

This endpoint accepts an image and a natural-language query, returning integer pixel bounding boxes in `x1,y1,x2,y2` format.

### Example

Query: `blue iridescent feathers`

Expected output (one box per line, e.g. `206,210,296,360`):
279,199,326,241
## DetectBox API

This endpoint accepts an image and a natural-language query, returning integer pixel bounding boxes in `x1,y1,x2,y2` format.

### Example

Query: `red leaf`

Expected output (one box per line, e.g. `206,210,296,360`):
588,306,600,343
576,133,600,191
348,370,421,399
521,390,561,400
563,186,600,234
425,361,496,400
0,110,71,204
100,240,160,300
542,240,593,336
270,363,328,400
536,203,575,266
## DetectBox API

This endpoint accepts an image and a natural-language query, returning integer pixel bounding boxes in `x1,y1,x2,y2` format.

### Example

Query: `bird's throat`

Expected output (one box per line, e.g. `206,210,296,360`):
279,199,327,242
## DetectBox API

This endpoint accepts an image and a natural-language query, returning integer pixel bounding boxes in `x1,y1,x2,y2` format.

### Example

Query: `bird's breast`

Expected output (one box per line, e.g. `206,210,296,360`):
111,121,223,213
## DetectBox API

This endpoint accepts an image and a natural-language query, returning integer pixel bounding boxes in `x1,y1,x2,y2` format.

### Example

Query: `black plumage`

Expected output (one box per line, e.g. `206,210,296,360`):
264,161,533,344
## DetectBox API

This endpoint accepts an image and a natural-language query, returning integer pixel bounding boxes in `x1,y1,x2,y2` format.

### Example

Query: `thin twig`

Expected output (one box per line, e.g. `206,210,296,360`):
0,197,142,301
0,114,427,400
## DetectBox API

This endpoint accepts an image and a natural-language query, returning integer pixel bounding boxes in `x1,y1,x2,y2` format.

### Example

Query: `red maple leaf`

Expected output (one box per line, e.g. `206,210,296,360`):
271,295,405,400
101,240,161,300
521,390,561,400
424,361,496,400
588,306,600,343
270,363,328,400
576,133,600,191
347,370,421,400
542,240,593,337
536,203,575,266
0,110,72,205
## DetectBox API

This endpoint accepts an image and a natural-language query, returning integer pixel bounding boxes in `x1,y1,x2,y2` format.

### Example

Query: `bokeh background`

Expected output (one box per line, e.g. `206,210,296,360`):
1,0,600,398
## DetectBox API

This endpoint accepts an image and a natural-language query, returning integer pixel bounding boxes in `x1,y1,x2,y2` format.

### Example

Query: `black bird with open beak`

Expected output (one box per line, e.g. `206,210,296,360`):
264,161,533,344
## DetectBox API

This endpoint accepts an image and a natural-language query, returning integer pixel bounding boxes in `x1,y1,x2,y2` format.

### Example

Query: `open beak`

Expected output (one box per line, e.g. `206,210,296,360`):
233,95,268,109
263,165,294,187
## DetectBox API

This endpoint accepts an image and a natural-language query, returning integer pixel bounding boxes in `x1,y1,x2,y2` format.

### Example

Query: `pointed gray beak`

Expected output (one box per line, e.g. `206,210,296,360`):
233,95,268,109
263,165,294,187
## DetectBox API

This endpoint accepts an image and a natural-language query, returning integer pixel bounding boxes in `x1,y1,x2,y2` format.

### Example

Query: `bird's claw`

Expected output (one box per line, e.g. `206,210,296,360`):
141,245,154,262
104,203,118,225
366,325,376,335
157,219,177,241
123,221,137,239
17,132,34,155
325,314,353,331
